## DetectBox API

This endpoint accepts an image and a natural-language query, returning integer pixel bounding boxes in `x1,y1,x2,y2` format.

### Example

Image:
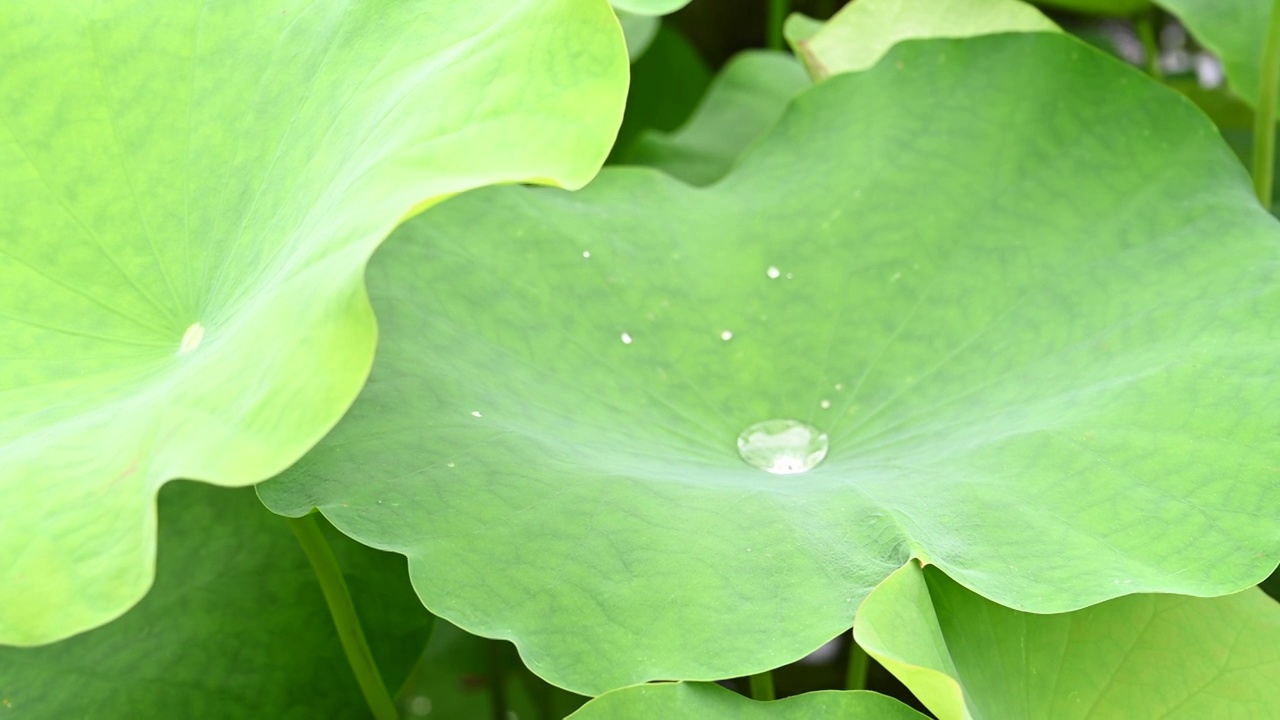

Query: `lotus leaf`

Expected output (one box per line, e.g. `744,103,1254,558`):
0,0,626,646
260,34,1280,694
857,562,1280,719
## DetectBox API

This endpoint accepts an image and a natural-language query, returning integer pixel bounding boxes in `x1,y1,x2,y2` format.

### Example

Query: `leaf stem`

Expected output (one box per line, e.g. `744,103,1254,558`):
845,634,870,690
1253,0,1280,205
1133,10,1160,78
288,513,398,720
767,0,789,50
748,670,776,700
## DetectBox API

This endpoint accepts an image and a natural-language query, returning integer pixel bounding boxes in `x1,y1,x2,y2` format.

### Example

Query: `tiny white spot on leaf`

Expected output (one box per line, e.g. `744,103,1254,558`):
178,323,205,355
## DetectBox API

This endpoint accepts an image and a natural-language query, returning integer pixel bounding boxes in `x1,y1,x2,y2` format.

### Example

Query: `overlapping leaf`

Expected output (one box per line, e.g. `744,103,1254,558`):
260,34,1280,694
569,683,926,719
0,484,431,718
858,563,1280,719
787,0,1058,81
615,50,810,185
0,0,626,645
1158,0,1269,106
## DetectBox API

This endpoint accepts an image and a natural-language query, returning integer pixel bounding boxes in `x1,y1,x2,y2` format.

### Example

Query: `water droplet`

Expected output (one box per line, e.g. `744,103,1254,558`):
820,399,831,410
446,462,455,468
410,695,433,716
766,266,780,279
471,411,482,418
720,330,733,341
582,250,591,258
785,272,794,279
834,383,844,391
621,332,633,345
736,419,829,475
178,322,204,355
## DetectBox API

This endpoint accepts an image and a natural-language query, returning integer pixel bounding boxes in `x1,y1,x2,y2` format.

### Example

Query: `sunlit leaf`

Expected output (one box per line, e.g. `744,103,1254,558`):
0,0,626,646
857,562,1280,719
788,0,1057,80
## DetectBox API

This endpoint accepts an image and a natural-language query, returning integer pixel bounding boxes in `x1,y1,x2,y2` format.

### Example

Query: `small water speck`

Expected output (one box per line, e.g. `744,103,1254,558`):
471,411,482,418
409,695,432,716
820,399,831,410
766,266,780,279
890,271,902,282
621,332,633,345
582,250,591,258
736,419,829,475
835,383,844,391
446,462,455,468
720,330,733,341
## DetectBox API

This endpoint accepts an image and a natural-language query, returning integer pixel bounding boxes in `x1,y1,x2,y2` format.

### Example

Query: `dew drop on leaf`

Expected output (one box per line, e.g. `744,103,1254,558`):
736,419,829,475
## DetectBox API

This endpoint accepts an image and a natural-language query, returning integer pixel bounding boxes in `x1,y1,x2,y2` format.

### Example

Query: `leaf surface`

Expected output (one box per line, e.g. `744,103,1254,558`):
788,0,1058,80
1158,0,1269,106
0,0,625,645
260,34,1280,693
617,50,810,185
858,563,1280,719
568,683,927,719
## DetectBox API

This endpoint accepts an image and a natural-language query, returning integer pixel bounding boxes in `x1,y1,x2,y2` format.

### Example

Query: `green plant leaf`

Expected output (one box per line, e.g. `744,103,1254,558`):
0,0,626,646
612,24,713,159
618,9,662,60
1032,0,1151,14
568,683,927,719
858,562,1280,719
0,483,431,718
611,0,693,15
788,0,1058,80
260,34,1280,694
396,621,588,720
615,50,810,185
1157,0,1269,106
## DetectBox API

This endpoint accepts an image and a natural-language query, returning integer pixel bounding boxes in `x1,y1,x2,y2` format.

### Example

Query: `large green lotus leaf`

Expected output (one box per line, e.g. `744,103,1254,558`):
260,34,1280,693
1157,0,1268,106
568,683,927,719
0,482,432,718
858,562,1280,719
615,50,810,185
0,1,626,646
788,0,1058,80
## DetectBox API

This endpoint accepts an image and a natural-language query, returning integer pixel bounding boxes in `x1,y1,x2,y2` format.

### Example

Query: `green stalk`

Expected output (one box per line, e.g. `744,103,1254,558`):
288,514,398,720
748,671,776,701
767,0,790,50
845,635,870,691
1133,10,1160,78
1254,0,1280,205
